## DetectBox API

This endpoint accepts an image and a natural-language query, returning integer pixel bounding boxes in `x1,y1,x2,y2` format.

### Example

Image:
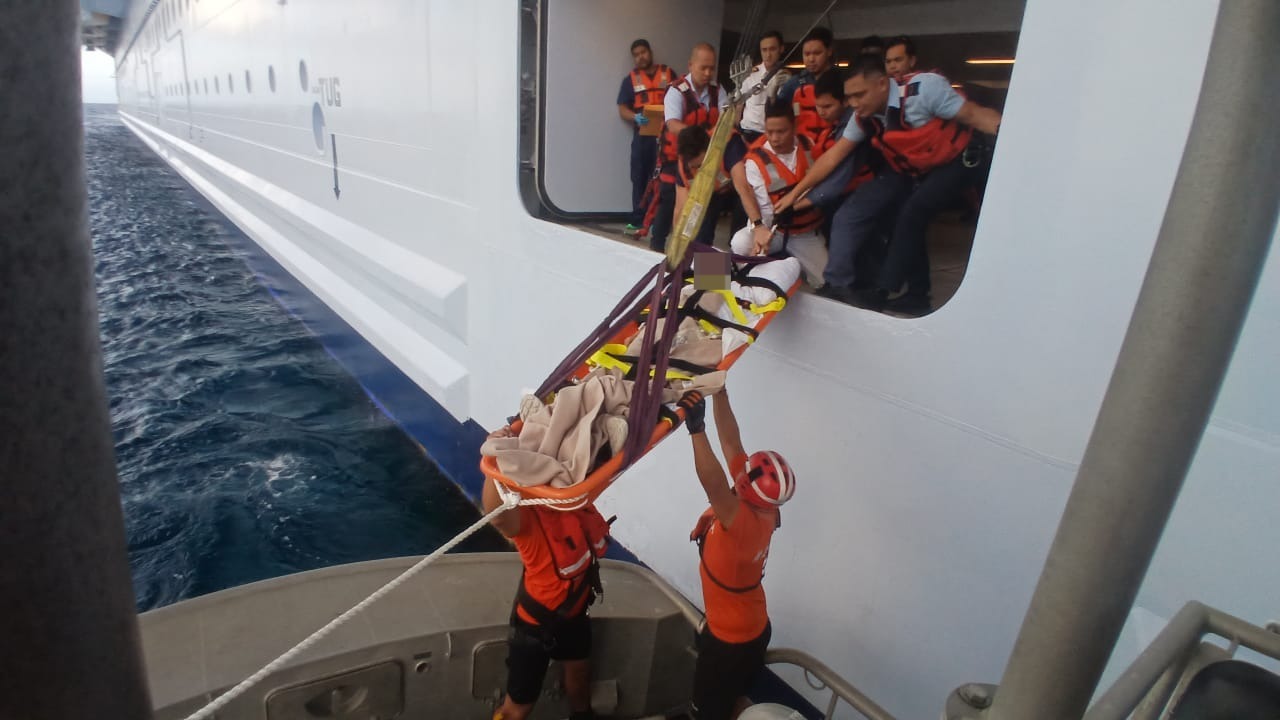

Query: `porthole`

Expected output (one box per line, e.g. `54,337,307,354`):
311,102,325,150
227,73,233,94
298,60,309,92
244,70,252,93
268,65,276,92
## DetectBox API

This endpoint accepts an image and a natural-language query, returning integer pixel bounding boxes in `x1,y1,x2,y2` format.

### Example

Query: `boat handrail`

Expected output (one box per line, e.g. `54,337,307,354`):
1084,601,1280,720
764,647,896,720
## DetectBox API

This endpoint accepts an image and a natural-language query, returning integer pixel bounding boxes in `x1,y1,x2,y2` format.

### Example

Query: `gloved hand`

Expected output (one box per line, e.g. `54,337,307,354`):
634,112,650,127
678,391,706,435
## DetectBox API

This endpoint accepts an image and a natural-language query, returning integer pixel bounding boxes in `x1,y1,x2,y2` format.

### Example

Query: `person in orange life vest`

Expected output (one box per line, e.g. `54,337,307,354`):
738,30,790,145
728,102,828,290
482,426,611,720
671,126,752,247
805,71,885,287
617,39,675,233
806,71,875,213
776,27,840,146
649,43,729,252
884,35,919,83
775,55,1001,314
676,388,796,720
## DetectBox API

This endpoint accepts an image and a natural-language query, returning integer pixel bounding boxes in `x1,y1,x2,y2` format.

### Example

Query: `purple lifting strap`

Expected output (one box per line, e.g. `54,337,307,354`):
530,247,777,474
533,261,663,399
621,252,691,466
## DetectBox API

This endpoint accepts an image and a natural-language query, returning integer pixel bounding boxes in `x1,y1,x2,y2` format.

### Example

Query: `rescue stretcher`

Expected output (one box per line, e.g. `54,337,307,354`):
480,260,801,510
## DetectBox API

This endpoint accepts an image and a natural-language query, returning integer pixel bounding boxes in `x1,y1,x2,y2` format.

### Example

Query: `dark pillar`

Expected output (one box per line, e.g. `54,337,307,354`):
0,2,153,719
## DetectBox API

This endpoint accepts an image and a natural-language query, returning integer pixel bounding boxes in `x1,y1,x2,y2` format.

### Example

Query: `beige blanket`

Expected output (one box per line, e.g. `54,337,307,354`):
624,315,724,369
482,367,726,488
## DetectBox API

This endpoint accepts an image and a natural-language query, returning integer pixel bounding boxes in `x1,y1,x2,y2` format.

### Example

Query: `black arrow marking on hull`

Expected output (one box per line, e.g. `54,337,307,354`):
332,133,341,199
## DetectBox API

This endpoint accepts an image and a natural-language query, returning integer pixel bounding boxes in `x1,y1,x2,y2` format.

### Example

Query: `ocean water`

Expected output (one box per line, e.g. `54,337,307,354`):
84,105,507,612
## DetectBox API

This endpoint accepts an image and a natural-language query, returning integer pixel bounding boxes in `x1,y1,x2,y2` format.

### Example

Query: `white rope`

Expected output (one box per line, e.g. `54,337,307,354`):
182,478,536,720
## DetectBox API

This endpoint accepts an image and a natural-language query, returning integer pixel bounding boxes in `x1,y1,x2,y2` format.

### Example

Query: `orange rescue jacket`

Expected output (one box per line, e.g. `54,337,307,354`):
514,505,611,626
815,120,874,194
860,71,973,177
747,137,825,234
629,64,675,110
662,78,721,163
790,81,826,145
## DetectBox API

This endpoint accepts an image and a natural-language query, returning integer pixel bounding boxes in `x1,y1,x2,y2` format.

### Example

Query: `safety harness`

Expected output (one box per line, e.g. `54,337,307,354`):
513,506,612,629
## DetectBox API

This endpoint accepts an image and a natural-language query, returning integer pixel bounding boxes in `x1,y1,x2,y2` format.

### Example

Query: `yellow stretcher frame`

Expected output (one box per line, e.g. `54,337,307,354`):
664,107,741,270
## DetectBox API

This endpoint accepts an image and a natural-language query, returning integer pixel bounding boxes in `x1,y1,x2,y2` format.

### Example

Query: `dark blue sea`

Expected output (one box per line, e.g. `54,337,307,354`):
84,105,506,612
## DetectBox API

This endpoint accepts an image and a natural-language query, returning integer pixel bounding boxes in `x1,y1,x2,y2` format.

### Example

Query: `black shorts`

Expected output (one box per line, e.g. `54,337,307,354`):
505,613,593,705
692,622,772,720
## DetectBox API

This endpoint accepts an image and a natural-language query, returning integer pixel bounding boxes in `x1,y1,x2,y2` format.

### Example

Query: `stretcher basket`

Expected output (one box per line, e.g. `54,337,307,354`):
480,274,803,511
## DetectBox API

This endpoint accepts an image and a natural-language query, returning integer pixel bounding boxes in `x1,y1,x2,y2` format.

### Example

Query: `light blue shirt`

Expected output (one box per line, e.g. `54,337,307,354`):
841,73,965,144
664,73,729,123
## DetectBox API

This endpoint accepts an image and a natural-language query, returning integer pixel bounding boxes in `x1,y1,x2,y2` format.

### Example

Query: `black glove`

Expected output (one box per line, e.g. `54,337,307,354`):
678,391,706,435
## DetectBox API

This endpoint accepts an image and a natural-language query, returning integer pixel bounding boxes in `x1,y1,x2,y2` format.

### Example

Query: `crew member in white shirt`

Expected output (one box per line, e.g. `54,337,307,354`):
729,102,829,289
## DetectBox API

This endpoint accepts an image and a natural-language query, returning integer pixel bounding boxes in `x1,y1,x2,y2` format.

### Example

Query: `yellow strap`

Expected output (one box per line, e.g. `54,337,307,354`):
749,296,787,315
588,343,696,381
660,367,696,381
711,289,751,325
679,278,762,338
587,344,633,374
666,110,739,269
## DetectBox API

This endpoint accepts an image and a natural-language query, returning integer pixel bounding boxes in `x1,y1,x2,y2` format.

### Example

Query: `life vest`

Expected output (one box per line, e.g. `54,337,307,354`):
661,78,721,164
691,505,776,594
790,74,827,145
747,137,825,234
860,71,973,178
514,505,611,626
814,118,873,193
629,64,675,110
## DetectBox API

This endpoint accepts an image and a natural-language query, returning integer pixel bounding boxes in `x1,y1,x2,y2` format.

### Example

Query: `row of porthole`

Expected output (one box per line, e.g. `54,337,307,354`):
149,0,191,51
159,61,309,99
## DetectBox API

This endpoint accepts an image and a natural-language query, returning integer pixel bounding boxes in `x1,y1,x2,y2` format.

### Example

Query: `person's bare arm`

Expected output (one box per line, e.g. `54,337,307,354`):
775,137,856,212
953,101,1002,135
666,118,688,136
674,183,689,224
618,104,638,124
692,431,739,529
713,390,746,465
481,427,521,537
732,162,761,221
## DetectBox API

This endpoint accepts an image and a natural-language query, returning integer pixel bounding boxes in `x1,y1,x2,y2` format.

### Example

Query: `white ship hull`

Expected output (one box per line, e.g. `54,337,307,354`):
109,1,1280,716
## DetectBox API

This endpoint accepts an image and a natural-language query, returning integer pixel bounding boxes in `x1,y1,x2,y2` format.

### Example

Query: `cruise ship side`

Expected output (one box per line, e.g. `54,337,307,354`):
92,0,1279,717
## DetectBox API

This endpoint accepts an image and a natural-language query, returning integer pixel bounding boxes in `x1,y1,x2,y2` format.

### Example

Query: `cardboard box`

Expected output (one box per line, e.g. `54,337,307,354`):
639,104,664,137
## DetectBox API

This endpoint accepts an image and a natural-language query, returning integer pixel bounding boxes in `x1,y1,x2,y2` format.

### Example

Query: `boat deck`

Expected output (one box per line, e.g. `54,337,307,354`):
141,554,702,720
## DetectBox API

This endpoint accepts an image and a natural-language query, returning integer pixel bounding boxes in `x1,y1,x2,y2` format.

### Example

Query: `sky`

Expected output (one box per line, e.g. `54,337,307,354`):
83,48,119,104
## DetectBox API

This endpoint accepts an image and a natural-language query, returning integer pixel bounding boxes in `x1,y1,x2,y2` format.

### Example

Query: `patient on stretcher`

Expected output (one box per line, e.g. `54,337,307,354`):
479,256,800,488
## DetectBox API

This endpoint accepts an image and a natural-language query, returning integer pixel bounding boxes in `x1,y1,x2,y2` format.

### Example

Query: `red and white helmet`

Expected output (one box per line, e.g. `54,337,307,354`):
735,451,796,508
